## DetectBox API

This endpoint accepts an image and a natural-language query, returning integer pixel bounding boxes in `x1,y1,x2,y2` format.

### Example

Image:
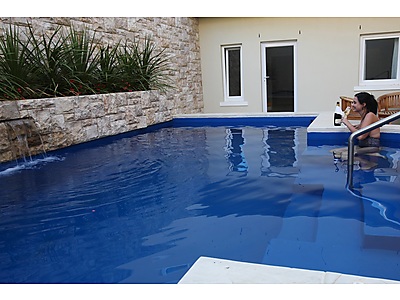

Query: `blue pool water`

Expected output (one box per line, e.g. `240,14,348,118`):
1,119,400,283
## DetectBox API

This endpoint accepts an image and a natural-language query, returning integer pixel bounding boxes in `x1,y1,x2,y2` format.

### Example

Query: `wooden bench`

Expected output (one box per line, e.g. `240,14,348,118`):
377,92,400,119
340,92,400,120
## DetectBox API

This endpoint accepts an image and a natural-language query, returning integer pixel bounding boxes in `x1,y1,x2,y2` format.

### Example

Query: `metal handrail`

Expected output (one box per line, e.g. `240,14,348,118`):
346,111,400,188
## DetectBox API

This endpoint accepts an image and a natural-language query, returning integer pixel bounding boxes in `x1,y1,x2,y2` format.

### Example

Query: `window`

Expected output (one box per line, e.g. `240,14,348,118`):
221,45,246,105
359,34,400,89
224,128,248,174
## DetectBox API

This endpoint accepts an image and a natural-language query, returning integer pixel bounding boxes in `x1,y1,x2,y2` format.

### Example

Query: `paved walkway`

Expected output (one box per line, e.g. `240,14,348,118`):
178,257,399,284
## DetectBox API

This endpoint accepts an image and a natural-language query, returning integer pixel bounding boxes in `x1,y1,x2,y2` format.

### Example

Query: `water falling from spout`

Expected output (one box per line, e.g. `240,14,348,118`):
1,117,46,163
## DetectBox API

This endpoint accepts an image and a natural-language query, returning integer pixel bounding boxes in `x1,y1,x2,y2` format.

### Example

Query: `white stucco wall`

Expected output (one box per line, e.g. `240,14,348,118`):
198,17,400,113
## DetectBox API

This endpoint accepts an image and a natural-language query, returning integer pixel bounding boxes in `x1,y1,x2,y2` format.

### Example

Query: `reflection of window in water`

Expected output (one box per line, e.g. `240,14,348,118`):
224,128,248,174
261,128,298,176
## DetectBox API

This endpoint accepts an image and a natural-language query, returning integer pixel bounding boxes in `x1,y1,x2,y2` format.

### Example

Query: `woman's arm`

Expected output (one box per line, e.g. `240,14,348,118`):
341,116,358,133
341,112,377,140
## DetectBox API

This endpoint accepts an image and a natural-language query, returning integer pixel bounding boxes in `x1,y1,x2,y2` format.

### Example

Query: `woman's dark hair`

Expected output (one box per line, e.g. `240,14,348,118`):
355,92,378,114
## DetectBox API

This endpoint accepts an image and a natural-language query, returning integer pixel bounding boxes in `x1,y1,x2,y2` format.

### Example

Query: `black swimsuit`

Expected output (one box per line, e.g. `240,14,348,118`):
357,112,380,148
358,136,380,148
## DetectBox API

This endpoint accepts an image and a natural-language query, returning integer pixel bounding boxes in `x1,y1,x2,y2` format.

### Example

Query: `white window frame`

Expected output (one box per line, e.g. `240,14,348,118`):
220,44,247,106
356,33,400,91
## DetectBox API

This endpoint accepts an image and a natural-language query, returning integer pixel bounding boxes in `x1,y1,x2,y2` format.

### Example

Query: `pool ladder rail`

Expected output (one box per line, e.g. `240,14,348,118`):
346,111,400,189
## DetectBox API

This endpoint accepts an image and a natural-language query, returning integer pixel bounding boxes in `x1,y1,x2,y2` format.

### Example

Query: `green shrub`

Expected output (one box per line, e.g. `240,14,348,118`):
0,23,173,100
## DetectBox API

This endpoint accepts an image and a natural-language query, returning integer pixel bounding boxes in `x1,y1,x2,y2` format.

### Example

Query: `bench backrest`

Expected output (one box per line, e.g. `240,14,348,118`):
377,92,400,112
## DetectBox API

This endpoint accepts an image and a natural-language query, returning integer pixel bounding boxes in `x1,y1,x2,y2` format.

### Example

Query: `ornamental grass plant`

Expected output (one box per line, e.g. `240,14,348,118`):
0,23,172,100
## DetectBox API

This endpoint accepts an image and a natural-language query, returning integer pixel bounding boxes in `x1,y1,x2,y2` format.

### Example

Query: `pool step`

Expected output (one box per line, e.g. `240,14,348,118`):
355,180,400,249
274,184,323,242
262,216,363,269
261,232,400,281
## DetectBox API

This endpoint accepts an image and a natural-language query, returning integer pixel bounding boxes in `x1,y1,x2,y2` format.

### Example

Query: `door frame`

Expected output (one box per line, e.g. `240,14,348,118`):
261,41,297,113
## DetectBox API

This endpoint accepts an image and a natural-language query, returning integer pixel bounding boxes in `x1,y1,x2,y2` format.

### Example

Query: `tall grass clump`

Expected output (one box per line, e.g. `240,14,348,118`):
0,25,38,100
0,23,173,100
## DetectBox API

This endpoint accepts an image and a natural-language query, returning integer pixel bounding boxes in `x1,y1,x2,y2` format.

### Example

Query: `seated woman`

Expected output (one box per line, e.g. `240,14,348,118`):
333,92,382,170
341,92,380,150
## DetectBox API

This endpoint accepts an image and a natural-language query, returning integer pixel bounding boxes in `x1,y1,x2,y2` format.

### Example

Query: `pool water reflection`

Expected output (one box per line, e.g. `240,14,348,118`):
0,125,399,283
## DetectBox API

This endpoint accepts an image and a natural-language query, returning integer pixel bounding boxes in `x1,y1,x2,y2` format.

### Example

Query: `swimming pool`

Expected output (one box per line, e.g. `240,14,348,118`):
0,117,399,283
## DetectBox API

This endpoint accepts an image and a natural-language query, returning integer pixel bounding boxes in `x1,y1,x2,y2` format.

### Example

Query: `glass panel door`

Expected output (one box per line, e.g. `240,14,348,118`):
261,42,296,112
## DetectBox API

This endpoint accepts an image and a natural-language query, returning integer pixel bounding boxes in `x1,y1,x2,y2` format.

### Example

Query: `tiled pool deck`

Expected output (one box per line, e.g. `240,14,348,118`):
176,112,400,284
178,256,399,284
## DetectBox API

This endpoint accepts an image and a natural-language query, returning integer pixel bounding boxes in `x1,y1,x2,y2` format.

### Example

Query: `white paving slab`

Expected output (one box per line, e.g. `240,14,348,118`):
178,257,399,284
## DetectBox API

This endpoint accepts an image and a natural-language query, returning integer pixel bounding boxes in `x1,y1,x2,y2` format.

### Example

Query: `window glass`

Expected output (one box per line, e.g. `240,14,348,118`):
365,38,398,80
227,48,241,97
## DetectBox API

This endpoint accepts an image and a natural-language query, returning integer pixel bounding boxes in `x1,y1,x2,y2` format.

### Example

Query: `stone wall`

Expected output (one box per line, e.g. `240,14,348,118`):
0,91,167,162
0,17,203,163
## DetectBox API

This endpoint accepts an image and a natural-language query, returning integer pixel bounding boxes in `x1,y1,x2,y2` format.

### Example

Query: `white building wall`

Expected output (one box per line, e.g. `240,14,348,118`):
199,17,400,113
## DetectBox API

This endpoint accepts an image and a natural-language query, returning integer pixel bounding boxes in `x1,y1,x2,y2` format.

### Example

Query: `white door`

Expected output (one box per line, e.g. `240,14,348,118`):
261,41,297,112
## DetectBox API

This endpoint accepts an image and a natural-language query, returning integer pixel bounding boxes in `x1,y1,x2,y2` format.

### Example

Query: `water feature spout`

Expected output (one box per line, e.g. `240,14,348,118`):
0,117,46,162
